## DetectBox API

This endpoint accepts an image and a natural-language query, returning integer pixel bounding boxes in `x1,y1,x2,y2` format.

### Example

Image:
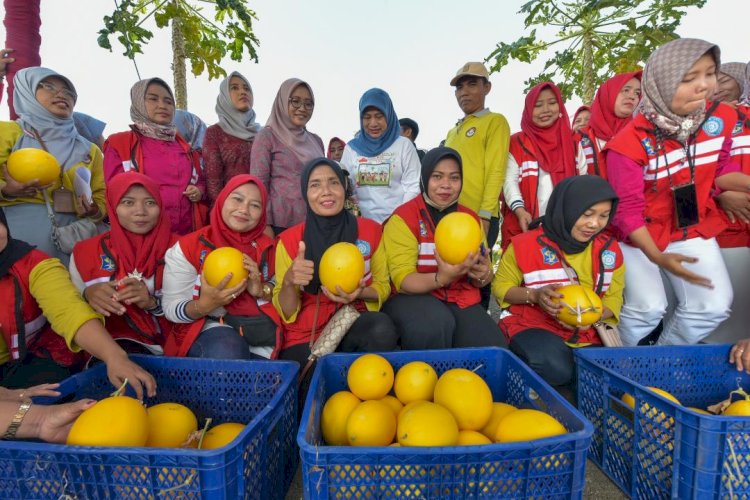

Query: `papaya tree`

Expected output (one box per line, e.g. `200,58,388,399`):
487,0,707,103
97,0,260,109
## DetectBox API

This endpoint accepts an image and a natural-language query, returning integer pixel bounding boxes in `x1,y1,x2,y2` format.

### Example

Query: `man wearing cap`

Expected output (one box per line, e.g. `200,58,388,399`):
445,62,510,308
399,117,426,161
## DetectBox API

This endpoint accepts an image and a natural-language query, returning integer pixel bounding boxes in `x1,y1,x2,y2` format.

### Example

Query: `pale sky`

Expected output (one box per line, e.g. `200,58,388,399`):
1,0,746,149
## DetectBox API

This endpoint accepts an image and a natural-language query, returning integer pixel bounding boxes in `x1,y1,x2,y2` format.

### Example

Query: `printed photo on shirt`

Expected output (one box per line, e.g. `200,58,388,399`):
357,162,392,187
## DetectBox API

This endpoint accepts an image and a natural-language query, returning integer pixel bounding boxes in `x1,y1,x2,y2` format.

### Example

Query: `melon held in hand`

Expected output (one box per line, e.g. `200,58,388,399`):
434,212,482,265
319,242,365,294
7,148,61,185
203,247,249,288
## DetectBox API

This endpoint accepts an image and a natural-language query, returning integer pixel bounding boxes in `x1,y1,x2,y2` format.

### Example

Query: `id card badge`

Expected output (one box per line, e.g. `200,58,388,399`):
52,186,76,213
671,182,700,229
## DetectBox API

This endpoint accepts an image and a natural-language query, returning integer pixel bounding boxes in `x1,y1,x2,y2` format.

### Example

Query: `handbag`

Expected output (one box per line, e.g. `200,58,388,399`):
298,295,360,382
43,191,102,254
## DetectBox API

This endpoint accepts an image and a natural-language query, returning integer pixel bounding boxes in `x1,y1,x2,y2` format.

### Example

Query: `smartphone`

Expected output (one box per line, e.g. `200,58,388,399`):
672,183,700,229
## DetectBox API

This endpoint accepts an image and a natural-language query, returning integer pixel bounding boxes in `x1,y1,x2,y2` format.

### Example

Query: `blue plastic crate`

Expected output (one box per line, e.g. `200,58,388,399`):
0,355,299,499
575,344,750,499
298,347,593,499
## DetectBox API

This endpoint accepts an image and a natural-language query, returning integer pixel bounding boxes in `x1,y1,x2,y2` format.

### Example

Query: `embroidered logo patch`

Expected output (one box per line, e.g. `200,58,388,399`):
355,239,371,257
541,247,558,265
466,127,476,137
199,249,208,265
100,255,115,272
418,220,428,237
733,120,744,136
601,250,616,269
641,137,656,155
702,116,724,136
580,136,591,146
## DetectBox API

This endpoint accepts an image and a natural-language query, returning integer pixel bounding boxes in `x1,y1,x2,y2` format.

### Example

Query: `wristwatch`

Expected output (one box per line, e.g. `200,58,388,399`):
3,401,31,439
262,283,273,298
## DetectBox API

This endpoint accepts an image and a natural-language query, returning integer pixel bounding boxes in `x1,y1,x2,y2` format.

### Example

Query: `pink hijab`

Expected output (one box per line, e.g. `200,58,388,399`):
264,78,323,164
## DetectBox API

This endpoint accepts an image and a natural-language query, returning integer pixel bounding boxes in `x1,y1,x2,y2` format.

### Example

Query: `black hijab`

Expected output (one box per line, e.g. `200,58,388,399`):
529,176,619,254
301,158,358,294
0,207,35,278
420,146,463,225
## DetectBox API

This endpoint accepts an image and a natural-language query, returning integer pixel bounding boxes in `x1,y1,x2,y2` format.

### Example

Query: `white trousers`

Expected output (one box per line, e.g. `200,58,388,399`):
619,238,732,345
706,246,750,344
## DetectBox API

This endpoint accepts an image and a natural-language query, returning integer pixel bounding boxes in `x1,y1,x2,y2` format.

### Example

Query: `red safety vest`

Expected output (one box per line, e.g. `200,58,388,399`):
605,101,735,251
577,126,608,178
390,196,481,308
277,218,382,350
717,105,750,248
499,227,623,344
162,228,281,357
501,132,543,251
104,130,208,230
0,251,82,367
72,233,178,347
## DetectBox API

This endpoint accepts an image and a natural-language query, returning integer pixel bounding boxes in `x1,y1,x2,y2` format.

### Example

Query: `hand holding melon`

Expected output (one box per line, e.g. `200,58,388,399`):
199,247,250,310
552,284,603,327
3,148,60,198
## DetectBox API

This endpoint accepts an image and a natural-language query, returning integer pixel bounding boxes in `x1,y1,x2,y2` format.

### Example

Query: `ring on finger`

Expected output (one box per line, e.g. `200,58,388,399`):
18,392,25,400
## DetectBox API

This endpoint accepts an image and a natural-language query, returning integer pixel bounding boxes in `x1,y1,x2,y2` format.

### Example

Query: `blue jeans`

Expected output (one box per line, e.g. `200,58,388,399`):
187,326,255,360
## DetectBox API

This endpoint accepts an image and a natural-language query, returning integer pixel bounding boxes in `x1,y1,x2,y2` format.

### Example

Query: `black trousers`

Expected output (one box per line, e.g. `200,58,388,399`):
382,294,507,350
480,216,500,310
509,328,576,387
279,311,399,366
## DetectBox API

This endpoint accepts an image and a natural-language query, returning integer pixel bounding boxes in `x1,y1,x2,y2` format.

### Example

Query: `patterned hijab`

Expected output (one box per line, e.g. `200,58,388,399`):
719,62,746,98
265,78,323,164
215,71,261,141
742,62,750,106
638,38,720,142
129,77,177,141
12,67,92,170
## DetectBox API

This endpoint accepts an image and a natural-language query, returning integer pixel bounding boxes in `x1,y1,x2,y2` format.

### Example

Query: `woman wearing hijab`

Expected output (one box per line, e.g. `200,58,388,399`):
714,62,746,106
326,137,345,162
161,175,280,359
250,78,324,237
493,176,624,390
382,147,506,350
571,105,591,133
104,77,206,236
340,88,421,223
605,38,750,346
69,172,177,354
203,72,261,205
0,67,106,265
0,207,156,398
501,82,582,251
273,158,397,366
576,71,642,179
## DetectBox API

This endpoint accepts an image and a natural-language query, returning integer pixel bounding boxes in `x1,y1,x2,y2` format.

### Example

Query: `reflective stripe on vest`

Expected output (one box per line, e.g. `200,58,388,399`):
417,242,437,268
730,134,750,157
644,136,724,181
519,161,539,179
10,314,47,360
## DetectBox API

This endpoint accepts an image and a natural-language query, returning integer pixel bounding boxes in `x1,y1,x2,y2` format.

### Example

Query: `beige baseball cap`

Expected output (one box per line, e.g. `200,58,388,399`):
450,62,490,86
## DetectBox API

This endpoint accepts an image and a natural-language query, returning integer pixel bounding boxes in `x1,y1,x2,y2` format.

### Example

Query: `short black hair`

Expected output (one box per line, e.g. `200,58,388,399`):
399,118,419,140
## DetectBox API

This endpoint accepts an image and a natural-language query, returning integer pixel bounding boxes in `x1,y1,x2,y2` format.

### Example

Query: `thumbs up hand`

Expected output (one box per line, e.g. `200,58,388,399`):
283,241,315,288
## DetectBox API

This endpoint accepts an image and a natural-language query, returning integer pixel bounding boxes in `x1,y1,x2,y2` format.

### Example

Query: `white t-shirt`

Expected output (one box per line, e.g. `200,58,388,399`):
340,136,421,223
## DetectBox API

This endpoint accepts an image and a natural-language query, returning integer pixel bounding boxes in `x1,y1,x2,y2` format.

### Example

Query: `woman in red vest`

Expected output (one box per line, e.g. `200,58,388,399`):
576,71,642,179
382,147,506,349
0,207,155,398
493,176,624,391
501,82,581,250
605,39,750,346
69,172,176,354
161,175,280,359
273,158,398,366
103,78,206,235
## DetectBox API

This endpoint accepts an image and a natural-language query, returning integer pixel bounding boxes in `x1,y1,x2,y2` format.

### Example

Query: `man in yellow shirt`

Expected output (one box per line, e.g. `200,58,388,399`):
445,61,510,308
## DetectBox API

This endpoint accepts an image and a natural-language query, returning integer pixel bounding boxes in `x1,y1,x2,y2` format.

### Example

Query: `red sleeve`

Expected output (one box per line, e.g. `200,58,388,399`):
202,126,223,206
103,143,125,183
606,150,647,238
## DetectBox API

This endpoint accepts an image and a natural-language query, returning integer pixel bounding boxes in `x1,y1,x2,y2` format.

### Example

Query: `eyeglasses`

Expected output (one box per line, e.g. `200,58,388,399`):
289,97,314,111
37,81,77,100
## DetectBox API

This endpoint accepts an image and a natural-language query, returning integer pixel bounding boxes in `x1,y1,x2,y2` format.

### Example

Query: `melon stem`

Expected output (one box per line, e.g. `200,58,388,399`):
197,417,213,449
111,378,129,397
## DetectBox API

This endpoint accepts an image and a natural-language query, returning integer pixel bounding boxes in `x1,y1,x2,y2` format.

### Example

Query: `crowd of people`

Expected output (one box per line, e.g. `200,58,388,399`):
2,36,750,440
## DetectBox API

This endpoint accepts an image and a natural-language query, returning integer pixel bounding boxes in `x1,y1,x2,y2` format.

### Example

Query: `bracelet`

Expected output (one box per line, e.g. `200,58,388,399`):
145,295,161,312
3,401,31,439
478,268,492,285
525,288,533,304
434,272,445,289
192,300,205,318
